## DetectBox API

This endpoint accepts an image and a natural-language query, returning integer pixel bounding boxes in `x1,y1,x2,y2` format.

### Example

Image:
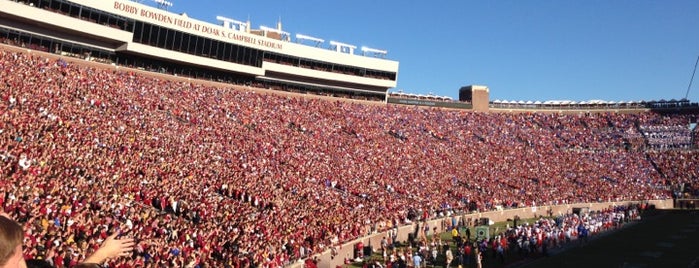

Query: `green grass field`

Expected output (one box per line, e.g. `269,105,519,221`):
349,209,699,268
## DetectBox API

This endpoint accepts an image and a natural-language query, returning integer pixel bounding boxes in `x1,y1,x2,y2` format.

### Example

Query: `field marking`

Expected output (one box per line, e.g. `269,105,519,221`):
669,235,684,240
680,228,696,233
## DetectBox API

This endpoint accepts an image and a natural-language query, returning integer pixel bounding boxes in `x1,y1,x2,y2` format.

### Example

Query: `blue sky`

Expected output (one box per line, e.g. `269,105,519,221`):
163,0,699,102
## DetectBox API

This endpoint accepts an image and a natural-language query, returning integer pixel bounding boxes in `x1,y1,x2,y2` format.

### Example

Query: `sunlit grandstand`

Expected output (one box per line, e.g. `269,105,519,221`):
1,1,698,268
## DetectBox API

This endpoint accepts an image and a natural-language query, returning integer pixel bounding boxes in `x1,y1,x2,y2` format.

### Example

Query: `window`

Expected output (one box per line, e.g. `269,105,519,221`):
108,15,119,28
224,43,233,61
133,21,143,43
39,0,51,9
226,44,238,62
124,20,134,32
195,36,205,55
172,31,182,51
158,28,169,48
181,33,191,53
48,0,61,13
88,9,100,23
68,3,79,18
232,45,241,63
200,38,210,57
143,24,156,46
188,36,199,54
150,25,159,46
129,22,264,67
215,41,224,60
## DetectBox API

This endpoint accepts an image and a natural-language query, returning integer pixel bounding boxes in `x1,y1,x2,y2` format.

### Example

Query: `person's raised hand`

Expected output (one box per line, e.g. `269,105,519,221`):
82,232,135,264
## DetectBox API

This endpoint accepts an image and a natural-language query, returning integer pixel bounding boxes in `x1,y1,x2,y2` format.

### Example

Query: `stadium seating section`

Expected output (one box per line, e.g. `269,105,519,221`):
0,48,697,267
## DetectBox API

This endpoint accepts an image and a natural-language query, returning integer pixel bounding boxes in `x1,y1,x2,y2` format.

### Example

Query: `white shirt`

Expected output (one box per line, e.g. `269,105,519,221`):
18,156,31,170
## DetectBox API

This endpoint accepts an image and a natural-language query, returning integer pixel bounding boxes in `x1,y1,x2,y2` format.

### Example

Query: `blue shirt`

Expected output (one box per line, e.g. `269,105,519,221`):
412,255,422,266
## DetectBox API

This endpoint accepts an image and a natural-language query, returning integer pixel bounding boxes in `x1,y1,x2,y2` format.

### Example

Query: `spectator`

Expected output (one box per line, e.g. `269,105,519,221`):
1,213,26,268
445,248,453,268
411,252,421,268
0,47,696,267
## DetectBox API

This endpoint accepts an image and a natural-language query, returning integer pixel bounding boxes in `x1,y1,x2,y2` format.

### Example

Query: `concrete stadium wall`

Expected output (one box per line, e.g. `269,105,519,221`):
293,199,672,268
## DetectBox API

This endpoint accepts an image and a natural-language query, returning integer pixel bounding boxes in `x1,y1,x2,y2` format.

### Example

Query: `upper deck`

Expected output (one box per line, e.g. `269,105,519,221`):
0,0,398,96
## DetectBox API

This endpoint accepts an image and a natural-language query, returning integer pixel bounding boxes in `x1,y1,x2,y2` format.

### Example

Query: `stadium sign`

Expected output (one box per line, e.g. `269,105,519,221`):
113,1,283,50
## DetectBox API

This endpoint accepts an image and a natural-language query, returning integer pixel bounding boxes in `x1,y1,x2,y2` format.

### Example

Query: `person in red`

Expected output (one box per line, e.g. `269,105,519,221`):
53,251,63,268
500,235,508,255
303,257,318,268
356,242,364,259
463,242,472,267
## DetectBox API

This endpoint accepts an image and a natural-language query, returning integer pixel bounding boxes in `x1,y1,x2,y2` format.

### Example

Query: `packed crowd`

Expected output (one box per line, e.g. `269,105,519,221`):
363,204,644,268
449,204,644,267
0,48,698,267
0,36,50,53
501,204,641,255
640,125,693,149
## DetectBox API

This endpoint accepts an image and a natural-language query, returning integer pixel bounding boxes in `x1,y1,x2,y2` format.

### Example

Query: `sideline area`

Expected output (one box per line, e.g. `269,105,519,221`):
518,209,699,268
300,200,673,268
343,204,649,268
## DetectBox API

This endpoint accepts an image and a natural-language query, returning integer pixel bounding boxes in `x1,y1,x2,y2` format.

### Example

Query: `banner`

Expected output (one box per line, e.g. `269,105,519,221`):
475,226,489,241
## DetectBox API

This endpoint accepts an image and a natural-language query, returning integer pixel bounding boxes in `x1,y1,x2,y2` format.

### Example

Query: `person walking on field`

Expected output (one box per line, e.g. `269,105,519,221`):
474,246,483,268
445,248,454,268
412,252,422,268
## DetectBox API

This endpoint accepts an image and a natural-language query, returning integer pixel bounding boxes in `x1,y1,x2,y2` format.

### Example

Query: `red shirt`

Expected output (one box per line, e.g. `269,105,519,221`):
53,255,64,268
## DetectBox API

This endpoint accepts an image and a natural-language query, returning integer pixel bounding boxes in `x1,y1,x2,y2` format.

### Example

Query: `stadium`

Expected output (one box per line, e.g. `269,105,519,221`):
0,0,698,268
